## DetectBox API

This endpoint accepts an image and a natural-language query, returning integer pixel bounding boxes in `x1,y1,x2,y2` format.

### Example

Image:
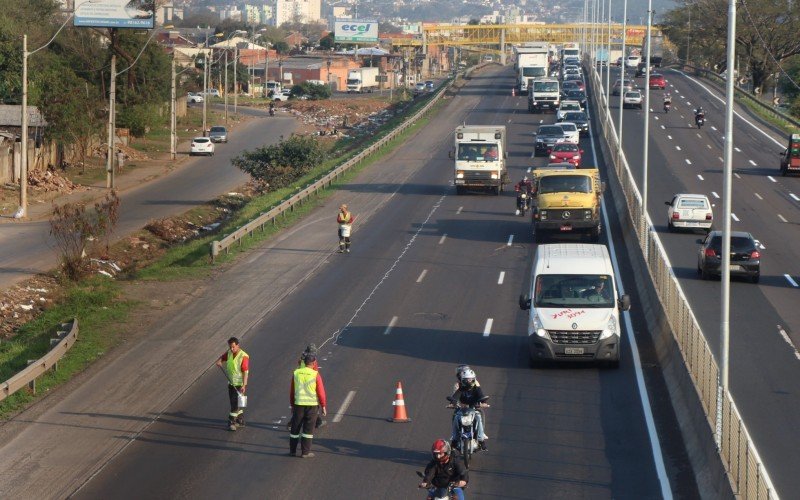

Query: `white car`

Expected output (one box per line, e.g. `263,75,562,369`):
413,82,427,95
555,122,580,144
201,88,221,98
556,100,583,121
272,89,292,101
625,55,641,68
665,193,713,232
623,90,643,109
187,92,204,103
190,137,215,156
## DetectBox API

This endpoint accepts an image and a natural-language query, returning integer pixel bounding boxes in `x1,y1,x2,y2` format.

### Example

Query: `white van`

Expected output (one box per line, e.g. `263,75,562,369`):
519,244,630,367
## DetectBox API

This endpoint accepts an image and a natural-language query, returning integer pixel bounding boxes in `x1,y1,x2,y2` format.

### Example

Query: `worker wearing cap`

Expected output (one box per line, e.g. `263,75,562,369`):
215,337,249,431
289,353,327,457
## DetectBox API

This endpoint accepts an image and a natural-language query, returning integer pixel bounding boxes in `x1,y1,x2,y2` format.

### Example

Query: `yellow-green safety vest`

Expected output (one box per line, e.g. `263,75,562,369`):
293,366,319,406
226,348,249,386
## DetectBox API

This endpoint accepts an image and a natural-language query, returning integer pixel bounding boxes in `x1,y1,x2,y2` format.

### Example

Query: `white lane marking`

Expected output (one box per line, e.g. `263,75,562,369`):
482,318,493,337
718,157,724,162
333,390,357,423
758,242,766,250
439,234,447,244
712,191,719,198
734,147,742,153
755,193,763,200
680,115,685,119
667,135,673,140
685,159,692,165
507,118,512,123
539,119,544,124
768,176,777,183
660,125,665,130
676,145,682,151
778,214,788,223
498,271,505,285
777,326,800,361
697,175,704,181
587,109,673,499
507,234,514,246
707,144,712,149
785,276,799,288
457,206,463,214
696,133,702,138
681,96,686,99
734,173,741,179
749,160,757,166
711,126,718,131
731,213,740,221
383,316,399,335
654,115,659,120
416,269,428,283
790,193,800,202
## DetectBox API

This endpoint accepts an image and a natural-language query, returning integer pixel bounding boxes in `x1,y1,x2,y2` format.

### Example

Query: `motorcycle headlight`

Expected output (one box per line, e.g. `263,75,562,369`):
531,314,549,338
599,315,619,339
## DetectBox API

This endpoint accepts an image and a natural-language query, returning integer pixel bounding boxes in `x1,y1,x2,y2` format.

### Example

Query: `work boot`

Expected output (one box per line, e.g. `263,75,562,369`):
236,415,245,427
228,421,237,431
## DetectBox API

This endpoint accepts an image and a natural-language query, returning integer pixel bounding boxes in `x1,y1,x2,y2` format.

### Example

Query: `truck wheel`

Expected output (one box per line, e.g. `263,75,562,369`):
781,167,787,177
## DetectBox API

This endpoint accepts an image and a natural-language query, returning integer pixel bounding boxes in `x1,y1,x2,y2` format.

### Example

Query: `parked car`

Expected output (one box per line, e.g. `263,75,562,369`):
665,193,713,232
272,89,292,101
555,122,580,144
697,231,761,283
548,143,583,167
533,125,568,156
649,73,667,89
562,111,589,136
190,137,215,156
612,79,634,96
187,92,204,103
201,88,220,97
208,126,228,143
556,100,583,121
623,90,643,109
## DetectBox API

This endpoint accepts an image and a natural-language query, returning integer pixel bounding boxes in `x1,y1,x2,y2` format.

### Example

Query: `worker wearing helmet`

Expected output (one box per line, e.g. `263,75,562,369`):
449,368,489,451
418,439,468,500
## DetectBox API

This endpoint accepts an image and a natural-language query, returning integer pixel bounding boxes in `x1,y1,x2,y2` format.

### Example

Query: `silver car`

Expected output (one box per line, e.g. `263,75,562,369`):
622,90,643,109
208,126,228,143
612,79,634,96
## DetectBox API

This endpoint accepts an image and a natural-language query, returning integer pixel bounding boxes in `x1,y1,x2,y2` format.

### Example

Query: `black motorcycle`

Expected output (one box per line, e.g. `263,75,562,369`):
516,190,531,217
695,113,705,129
663,101,671,113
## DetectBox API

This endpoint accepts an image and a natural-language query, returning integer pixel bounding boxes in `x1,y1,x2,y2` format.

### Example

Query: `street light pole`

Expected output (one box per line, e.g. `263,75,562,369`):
606,0,612,116
617,0,628,153
642,2,653,238
106,54,116,188
19,34,28,218
170,55,176,160
224,50,229,123
202,35,209,136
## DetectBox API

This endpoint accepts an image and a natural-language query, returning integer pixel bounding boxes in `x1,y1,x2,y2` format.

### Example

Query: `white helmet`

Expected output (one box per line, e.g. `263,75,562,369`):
460,368,476,386
456,364,472,379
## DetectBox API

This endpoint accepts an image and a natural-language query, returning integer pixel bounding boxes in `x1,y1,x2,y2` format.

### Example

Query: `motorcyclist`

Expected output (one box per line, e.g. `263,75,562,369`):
419,439,468,500
449,368,489,451
694,106,705,120
514,176,533,194
454,365,480,392
269,101,275,116
663,94,672,113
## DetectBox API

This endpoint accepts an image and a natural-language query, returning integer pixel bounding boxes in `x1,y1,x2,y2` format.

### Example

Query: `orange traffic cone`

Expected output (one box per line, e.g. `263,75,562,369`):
389,381,411,423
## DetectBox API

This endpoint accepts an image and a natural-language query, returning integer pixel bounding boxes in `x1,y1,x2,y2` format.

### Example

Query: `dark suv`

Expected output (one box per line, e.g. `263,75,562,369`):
697,231,761,283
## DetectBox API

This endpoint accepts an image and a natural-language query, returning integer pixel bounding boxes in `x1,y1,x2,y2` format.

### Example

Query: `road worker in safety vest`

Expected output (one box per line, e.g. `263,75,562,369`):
289,353,327,457
216,337,249,431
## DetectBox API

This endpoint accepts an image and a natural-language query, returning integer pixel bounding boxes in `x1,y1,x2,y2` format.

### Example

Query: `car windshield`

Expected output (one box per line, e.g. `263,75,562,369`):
457,143,500,161
522,67,546,77
567,91,585,98
210,127,226,133
533,81,559,92
553,143,579,152
538,175,592,194
678,198,708,208
564,112,587,120
534,274,614,308
559,123,578,132
562,103,580,111
347,78,360,84
538,126,563,136
626,92,642,98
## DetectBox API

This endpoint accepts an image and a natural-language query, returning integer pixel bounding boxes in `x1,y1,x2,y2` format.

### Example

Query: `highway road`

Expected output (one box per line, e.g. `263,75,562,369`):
597,63,800,496
0,106,295,291
65,66,694,499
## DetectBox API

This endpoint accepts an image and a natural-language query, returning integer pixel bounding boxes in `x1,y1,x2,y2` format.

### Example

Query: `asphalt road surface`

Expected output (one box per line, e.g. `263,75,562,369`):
598,64,799,497
57,66,695,499
0,106,295,291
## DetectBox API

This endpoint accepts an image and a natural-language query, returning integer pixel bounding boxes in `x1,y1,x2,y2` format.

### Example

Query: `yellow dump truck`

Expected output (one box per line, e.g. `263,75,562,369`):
531,168,603,242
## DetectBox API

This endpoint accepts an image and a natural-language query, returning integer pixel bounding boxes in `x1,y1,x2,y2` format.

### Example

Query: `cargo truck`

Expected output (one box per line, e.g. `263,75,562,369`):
514,43,550,95
779,134,800,176
640,35,664,67
346,67,380,93
531,168,603,242
450,125,508,195
528,77,560,113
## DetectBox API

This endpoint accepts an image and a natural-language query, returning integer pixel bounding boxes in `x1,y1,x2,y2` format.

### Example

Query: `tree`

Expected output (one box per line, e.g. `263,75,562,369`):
232,135,324,191
291,82,331,100
319,33,335,51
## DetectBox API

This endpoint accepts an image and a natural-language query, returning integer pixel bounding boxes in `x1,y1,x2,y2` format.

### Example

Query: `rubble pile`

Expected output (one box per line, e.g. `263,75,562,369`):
91,142,150,161
27,169,83,193
0,276,59,338
283,99,393,134
144,217,200,243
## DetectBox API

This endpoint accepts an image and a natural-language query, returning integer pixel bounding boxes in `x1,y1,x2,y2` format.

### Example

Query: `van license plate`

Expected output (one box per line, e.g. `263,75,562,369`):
564,347,584,355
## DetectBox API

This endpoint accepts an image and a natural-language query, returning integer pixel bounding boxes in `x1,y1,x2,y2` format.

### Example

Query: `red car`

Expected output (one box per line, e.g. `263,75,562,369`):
649,73,666,89
548,143,583,167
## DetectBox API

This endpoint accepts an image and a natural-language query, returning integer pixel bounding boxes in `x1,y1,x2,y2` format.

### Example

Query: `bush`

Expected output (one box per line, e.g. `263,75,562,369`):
232,135,324,191
290,82,332,100
117,103,161,138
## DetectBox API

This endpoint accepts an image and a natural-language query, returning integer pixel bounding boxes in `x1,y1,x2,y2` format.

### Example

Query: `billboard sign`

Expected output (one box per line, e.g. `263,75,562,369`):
335,19,378,43
74,0,156,29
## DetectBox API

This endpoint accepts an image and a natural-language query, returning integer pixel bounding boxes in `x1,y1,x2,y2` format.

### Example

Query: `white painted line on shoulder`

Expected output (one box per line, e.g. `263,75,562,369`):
711,126,718,131
416,269,428,283
754,193,763,200
697,174,704,181
332,390,357,423
718,157,724,162
507,234,514,246
539,119,544,124
734,147,741,153
790,193,800,202
660,125,665,130
457,206,463,214
681,96,686,99
383,316,399,335
483,318,493,337
711,191,719,198
439,234,447,244
734,173,741,179
777,326,800,361
696,133,702,139
496,271,506,285
731,213,740,221
685,159,692,165
785,275,799,288
778,214,788,223
680,114,685,119
707,144,712,149
667,135,673,140
767,176,777,183
676,145,682,151
749,160,757,166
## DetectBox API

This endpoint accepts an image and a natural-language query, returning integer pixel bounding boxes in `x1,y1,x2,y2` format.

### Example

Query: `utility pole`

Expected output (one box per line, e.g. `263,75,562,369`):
224,50,229,123
170,55,176,160
617,0,628,155
234,45,239,115
202,35,209,136
106,54,116,189
19,34,28,218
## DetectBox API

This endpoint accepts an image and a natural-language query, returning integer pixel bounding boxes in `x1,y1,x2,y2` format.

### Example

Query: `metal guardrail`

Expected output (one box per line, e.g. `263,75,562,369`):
0,319,79,403
681,64,800,131
588,65,778,499
210,75,458,261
